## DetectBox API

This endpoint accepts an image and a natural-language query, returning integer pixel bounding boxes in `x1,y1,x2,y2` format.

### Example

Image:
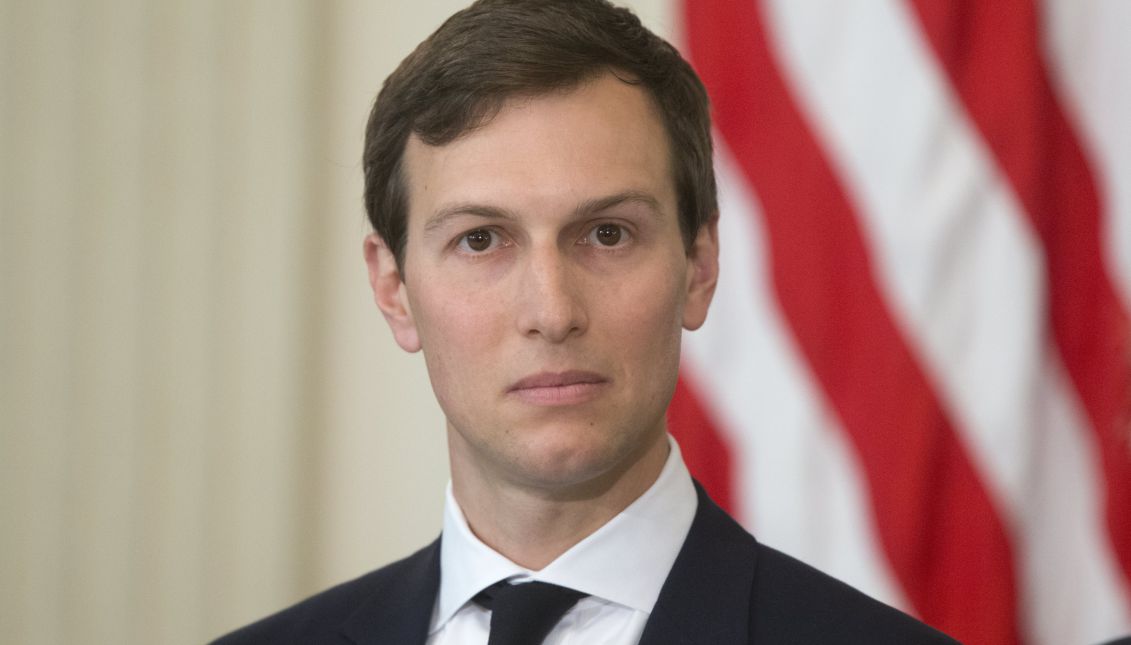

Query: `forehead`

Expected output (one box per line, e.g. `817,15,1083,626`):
401,73,676,227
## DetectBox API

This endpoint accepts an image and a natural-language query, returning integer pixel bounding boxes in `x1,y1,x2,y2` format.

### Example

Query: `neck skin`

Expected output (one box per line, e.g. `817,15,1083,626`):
447,426,671,571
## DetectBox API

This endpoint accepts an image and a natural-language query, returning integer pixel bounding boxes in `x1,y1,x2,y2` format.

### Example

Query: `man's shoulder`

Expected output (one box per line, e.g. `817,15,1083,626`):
671,485,957,643
209,538,440,645
748,541,958,644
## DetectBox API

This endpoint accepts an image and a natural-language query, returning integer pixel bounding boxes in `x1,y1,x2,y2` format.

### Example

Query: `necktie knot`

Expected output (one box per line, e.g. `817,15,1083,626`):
473,580,587,645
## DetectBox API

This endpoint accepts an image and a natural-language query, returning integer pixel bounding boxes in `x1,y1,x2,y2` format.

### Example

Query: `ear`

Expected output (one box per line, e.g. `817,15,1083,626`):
682,216,720,331
363,234,421,352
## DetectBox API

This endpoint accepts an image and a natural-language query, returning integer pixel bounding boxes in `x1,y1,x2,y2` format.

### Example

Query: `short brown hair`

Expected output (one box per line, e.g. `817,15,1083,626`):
363,0,716,271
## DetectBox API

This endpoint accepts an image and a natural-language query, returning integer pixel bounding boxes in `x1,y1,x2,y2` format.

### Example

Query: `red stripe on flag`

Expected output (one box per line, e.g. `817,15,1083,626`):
685,1,1021,642
909,0,1131,592
668,372,736,515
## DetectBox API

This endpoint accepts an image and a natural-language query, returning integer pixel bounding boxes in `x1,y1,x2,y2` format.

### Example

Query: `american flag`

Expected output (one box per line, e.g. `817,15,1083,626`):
665,1,1131,643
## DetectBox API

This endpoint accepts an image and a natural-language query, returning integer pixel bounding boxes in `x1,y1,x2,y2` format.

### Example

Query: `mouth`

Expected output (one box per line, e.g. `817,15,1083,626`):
507,370,609,406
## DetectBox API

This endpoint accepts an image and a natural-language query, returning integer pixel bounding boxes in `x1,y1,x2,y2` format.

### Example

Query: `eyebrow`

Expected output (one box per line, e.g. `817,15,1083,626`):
422,190,663,235
576,190,663,219
423,203,518,235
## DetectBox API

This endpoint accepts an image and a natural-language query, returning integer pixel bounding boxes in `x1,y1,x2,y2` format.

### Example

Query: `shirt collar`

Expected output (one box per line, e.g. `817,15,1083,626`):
430,435,698,633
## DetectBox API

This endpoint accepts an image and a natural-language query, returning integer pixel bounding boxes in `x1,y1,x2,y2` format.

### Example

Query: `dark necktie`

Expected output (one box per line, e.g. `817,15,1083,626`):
473,580,588,645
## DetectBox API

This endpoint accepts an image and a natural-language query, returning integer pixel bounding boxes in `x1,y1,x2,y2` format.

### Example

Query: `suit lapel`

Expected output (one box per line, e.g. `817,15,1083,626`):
638,483,759,645
340,537,441,645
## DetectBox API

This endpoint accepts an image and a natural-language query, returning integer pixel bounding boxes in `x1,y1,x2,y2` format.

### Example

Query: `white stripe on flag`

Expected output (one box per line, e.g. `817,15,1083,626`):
1041,0,1131,311
1026,355,1131,643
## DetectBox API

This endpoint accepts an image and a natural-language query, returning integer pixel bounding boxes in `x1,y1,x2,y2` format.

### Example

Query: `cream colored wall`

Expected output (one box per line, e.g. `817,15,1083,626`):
0,1,675,643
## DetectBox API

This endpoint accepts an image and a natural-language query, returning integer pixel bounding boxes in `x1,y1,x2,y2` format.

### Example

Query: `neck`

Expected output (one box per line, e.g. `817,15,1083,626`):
448,430,670,570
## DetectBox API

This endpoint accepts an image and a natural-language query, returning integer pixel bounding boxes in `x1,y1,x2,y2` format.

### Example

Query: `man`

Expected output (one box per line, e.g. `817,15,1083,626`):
214,1,957,643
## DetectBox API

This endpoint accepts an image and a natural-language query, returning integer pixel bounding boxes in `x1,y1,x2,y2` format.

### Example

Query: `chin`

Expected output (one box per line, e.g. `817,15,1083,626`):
507,422,660,493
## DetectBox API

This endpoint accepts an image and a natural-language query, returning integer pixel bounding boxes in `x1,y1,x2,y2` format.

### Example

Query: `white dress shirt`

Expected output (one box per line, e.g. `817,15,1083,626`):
425,436,698,645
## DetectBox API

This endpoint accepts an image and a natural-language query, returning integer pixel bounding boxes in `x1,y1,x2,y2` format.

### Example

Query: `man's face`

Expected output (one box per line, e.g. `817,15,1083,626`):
366,73,717,493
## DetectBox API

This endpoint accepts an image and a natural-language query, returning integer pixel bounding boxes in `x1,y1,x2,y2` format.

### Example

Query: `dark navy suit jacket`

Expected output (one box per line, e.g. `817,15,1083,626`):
212,484,958,644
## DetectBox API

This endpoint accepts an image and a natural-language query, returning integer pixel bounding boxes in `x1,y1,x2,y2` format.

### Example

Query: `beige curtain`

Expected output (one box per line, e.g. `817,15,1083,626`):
0,1,674,643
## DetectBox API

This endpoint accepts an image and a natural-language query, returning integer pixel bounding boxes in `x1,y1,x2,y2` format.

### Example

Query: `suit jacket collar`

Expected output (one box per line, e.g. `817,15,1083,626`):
638,482,758,645
340,536,441,645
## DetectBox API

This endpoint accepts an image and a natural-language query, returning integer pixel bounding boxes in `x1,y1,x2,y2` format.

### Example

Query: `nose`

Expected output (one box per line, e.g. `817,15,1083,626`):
515,246,587,342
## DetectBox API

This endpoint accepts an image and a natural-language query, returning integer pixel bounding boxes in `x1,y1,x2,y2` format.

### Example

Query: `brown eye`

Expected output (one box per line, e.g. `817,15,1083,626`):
463,229,493,252
594,223,622,246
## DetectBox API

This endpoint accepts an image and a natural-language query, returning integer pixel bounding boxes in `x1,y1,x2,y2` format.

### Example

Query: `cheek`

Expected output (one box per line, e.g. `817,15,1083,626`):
413,266,507,338
601,265,686,365
411,286,506,397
